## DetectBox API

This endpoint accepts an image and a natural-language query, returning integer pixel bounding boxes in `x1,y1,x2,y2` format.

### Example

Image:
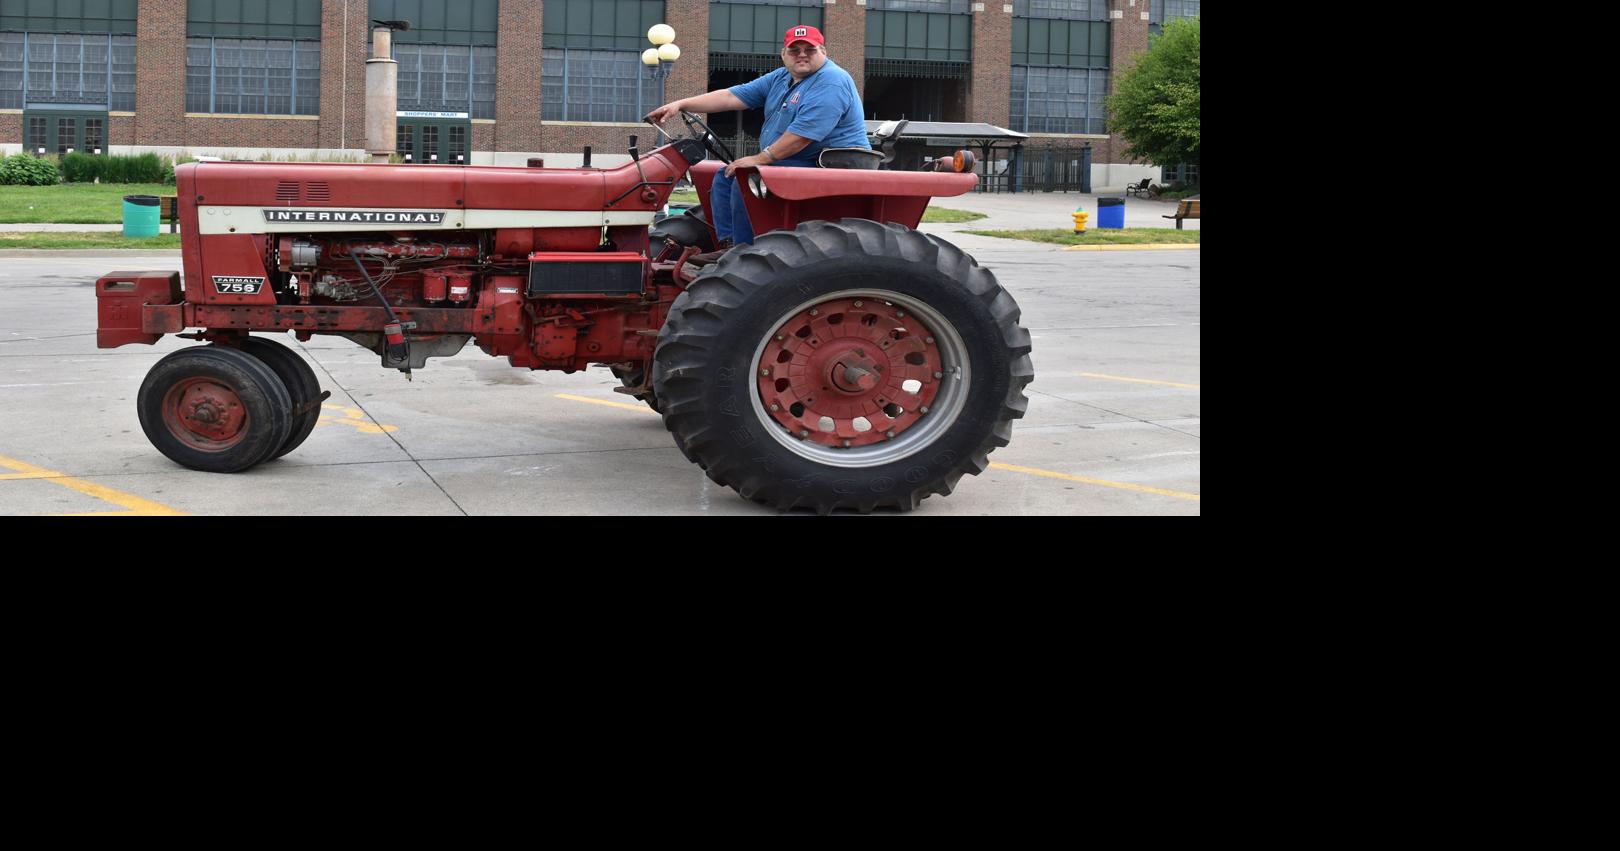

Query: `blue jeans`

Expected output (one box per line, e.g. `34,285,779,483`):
708,169,755,246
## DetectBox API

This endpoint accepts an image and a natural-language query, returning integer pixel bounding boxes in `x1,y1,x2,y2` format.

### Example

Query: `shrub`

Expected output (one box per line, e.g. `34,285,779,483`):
60,152,100,183
0,153,61,186
60,152,169,183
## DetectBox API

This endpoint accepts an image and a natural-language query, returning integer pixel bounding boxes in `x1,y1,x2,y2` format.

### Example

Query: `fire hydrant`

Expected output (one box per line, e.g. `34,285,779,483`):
1072,206,1089,233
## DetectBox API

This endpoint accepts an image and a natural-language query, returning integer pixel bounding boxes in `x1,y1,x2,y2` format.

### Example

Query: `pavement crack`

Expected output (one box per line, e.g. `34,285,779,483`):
299,339,470,516
1027,388,1201,439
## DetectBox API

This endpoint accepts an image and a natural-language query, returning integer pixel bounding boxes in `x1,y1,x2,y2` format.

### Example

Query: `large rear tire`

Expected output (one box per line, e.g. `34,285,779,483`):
653,219,1033,513
137,346,293,473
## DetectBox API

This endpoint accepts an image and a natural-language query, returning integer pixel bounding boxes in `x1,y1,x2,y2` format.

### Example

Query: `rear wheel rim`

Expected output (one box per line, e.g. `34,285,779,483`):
750,289,969,469
161,377,249,452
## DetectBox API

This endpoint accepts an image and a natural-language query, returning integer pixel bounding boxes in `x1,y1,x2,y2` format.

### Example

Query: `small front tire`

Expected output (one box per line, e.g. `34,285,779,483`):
137,346,293,473
240,336,322,459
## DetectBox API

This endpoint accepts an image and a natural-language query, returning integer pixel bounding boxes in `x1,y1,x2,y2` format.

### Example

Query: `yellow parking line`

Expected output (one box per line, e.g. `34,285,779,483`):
0,454,187,516
555,393,659,415
990,462,1200,502
1079,372,1200,390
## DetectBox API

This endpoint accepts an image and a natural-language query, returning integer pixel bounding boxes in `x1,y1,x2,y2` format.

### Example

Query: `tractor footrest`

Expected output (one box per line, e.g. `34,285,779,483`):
97,271,184,348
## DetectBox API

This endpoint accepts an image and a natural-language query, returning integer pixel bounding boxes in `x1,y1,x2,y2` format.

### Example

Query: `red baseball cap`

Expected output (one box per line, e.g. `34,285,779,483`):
784,25,825,48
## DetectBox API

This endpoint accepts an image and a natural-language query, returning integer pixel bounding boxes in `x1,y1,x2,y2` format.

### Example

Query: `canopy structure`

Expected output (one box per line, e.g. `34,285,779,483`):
864,121,1032,193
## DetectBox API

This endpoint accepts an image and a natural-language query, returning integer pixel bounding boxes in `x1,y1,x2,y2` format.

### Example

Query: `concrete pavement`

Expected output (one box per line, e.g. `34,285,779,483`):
0,241,1200,516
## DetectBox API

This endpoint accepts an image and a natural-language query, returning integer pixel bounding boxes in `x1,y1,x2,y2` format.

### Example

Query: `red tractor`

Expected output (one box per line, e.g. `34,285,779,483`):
95,115,1033,513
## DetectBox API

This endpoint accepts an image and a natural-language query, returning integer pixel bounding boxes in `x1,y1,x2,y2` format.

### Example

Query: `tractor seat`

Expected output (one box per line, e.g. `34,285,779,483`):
818,148,884,170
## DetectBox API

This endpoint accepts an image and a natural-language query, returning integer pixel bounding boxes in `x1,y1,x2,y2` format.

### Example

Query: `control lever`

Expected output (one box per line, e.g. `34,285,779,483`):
629,135,649,184
644,117,675,144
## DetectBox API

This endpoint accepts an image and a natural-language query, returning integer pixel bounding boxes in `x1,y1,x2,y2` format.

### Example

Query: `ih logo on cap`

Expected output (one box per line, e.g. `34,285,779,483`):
794,27,807,37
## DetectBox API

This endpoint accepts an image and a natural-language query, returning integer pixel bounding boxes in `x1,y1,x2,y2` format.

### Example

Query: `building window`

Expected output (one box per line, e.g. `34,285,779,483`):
1151,0,1201,24
27,115,45,152
1010,66,1108,134
868,0,972,12
542,49,666,123
1013,0,1108,20
395,43,496,120
185,38,319,115
85,118,104,153
0,32,135,111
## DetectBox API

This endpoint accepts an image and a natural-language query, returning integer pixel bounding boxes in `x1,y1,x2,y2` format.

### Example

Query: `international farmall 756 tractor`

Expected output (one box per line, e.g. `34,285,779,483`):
95,116,1033,513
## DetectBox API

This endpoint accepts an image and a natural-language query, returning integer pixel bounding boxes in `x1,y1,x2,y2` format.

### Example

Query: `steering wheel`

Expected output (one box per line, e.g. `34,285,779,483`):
678,110,738,164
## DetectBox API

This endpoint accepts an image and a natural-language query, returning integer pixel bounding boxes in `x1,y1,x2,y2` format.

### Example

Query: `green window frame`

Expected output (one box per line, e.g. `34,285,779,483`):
544,0,667,51
709,3,823,56
865,10,971,63
1,0,138,34
187,0,323,39
369,0,499,46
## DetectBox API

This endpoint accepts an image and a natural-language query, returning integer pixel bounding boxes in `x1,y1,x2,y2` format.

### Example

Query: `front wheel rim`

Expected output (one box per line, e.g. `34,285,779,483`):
749,289,970,469
161,377,250,452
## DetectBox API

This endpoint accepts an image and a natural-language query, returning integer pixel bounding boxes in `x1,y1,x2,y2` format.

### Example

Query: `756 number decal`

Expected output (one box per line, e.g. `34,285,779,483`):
212,275,266,295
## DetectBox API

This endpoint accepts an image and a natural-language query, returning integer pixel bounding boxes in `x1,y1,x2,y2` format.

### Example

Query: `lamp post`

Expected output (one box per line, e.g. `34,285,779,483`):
642,24,680,81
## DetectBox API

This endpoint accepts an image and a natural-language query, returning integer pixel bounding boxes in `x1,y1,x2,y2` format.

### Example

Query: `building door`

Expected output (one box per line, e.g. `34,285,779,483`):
23,110,109,156
396,116,471,164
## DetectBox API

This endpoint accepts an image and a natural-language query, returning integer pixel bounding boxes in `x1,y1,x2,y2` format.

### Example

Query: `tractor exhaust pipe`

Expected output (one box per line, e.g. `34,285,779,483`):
366,23,401,165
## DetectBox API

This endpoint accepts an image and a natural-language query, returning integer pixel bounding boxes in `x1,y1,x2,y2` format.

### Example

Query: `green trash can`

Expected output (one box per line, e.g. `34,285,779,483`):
122,195,160,238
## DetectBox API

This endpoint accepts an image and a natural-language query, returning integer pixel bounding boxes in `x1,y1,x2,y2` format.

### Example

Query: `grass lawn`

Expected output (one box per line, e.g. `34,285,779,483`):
0,183,174,224
922,206,988,224
0,231,182,250
962,227,1200,246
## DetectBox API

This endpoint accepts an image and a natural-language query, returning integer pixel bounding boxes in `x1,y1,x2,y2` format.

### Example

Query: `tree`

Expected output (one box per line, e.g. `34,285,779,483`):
1106,16,1200,176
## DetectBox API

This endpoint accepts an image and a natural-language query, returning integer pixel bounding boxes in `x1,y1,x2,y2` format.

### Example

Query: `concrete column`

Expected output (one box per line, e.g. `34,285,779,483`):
496,0,544,152
134,0,186,146
822,0,867,98
319,0,369,151
968,3,1012,127
662,1,710,104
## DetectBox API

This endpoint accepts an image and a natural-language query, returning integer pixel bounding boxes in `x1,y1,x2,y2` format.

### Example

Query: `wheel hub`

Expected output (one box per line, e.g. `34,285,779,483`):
164,379,248,448
758,297,945,448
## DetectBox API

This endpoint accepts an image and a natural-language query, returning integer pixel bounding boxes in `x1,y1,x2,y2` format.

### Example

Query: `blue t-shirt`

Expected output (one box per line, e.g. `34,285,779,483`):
728,59,870,167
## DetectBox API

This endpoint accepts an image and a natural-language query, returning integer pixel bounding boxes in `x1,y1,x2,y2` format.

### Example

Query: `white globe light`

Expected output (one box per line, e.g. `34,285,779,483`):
642,48,660,66
658,43,681,62
648,24,675,45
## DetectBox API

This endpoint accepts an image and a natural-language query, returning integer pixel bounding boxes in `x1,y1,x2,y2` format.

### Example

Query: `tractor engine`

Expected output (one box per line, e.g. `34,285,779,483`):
129,137,707,375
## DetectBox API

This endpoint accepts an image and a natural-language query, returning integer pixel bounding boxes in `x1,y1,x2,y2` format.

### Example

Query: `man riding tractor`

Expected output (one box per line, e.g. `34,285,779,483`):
646,24,869,254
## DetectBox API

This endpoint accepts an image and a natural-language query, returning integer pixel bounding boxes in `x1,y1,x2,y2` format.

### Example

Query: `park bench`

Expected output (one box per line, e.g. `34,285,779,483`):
159,195,179,233
1162,197,1200,229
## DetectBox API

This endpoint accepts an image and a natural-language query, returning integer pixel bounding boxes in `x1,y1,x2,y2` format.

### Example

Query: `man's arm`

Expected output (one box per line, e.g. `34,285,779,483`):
646,90,748,125
723,131,813,177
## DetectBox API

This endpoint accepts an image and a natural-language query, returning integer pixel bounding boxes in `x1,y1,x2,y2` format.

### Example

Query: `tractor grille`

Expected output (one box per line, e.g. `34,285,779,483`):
275,181,299,202
527,252,645,296
306,182,331,201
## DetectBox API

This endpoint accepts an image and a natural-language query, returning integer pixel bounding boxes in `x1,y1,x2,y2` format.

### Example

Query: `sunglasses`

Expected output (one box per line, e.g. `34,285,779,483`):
783,45,820,56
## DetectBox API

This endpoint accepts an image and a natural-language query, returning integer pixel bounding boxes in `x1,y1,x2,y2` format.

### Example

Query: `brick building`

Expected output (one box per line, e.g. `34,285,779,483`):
1,0,1199,189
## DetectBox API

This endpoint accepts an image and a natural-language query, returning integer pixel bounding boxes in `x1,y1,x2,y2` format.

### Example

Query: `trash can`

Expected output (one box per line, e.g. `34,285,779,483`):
122,195,160,238
1097,196,1125,229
